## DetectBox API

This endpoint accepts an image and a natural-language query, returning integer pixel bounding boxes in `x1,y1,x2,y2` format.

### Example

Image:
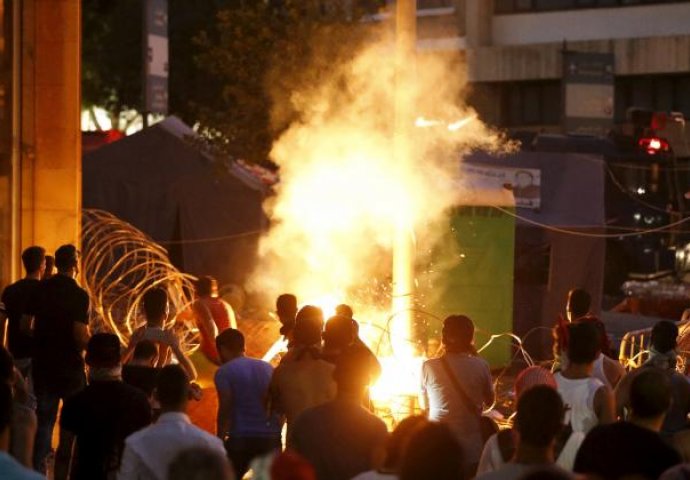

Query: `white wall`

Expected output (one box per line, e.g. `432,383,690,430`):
492,3,690,46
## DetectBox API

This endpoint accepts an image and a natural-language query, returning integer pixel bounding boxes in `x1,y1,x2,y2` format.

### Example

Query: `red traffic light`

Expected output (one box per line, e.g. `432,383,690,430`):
638,136,670,155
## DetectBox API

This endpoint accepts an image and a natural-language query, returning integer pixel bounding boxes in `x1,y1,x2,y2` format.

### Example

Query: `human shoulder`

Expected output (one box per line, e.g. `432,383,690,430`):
0,451,45,480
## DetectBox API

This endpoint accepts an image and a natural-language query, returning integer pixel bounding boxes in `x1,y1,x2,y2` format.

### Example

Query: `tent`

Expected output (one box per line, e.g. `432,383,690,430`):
83,117,269,287
463,151,606,359
420,183,516,368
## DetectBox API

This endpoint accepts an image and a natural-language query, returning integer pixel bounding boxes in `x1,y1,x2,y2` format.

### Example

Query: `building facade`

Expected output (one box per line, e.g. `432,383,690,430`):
407,0,690,131
0,0,81,289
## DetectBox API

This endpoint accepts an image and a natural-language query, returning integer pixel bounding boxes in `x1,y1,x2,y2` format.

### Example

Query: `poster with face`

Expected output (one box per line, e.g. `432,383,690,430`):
461,164,541,209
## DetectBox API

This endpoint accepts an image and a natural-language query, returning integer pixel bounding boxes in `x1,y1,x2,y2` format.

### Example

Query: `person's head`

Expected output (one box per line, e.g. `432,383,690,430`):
323,315,355,350
21,246,45,276
270,450,317,480
295,306,324,330
442,315,476,354
629,368,672,423
332,346,373,397
276,294,298,321
156,364,190,412
195,276,218,298
142,287,169,325
168,446,234,480
43,255,55,279
0,347,14,385
85,333,121,370
651,320,679,354
515,170,534,188
132,340,158,366
566,322,600,365
55,244,79,276
293,309,324,347
216,328,245,363
514,366,557,400
400,422,464,480
515,385,564,449
382,415,428,471
335,304,353,319
0,383,12,449
566,288,591,321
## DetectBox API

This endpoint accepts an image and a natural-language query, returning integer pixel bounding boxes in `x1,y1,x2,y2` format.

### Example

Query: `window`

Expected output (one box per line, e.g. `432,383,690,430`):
417,0,454,9
498,80,562,127
614,75,690,122
495,0,689,14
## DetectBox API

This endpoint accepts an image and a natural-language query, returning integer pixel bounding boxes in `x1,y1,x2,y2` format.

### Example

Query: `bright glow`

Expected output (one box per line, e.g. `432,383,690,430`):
638,136,669,155
415,116,441,128
637,187,646,195
370,356,426,422
448,115,476,131
308,294,343,319
251,30,510,423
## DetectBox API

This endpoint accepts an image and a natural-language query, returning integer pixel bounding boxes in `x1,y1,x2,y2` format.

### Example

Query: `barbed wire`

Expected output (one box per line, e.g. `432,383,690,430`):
82,209,199,352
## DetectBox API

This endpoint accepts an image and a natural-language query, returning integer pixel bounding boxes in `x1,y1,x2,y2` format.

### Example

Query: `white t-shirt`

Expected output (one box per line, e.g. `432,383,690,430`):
477,430,586,475
421,354,494,465
554,372,603,434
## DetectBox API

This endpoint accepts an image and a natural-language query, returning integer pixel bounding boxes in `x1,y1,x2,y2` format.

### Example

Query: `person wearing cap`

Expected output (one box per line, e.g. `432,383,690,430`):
420,315,495,476
477,366,585,474
24,244,91,473
56,333,151,480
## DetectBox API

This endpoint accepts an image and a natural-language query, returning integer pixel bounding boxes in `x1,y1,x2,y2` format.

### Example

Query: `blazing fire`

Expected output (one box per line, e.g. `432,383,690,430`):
252,27,507,424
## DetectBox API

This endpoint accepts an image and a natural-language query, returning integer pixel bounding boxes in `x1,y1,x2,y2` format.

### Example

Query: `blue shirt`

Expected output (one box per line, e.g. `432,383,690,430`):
0,452,45,480
214,356,281,437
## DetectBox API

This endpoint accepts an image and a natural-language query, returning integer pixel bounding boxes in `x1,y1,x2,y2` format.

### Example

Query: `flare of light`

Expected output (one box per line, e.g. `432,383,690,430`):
448,115,477,132
415,116,442,128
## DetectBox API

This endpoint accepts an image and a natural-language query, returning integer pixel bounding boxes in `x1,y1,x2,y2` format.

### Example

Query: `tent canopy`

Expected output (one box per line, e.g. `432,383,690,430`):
464,151,607,359
83,117,268,286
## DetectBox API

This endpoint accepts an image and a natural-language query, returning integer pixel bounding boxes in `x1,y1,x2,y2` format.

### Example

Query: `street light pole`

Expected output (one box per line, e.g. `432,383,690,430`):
391,0,417,358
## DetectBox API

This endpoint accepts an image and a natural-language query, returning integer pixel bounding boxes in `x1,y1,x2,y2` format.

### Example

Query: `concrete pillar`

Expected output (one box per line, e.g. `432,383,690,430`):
19,0,81,260
465,0,493,48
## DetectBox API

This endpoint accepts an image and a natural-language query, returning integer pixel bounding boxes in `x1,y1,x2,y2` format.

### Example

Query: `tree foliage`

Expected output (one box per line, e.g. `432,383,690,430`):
82,0,382,161
82,0,143,129
192,0,382,163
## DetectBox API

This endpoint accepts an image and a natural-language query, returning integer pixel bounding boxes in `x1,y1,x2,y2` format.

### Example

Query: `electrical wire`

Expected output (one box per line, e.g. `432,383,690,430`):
491,205,690,239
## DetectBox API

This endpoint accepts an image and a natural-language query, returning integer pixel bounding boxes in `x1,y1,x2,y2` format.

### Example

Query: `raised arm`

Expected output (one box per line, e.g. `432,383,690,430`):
167,332,197,380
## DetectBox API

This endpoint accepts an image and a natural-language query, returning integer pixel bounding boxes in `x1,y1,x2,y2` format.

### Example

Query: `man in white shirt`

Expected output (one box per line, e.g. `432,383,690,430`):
118,365,225,480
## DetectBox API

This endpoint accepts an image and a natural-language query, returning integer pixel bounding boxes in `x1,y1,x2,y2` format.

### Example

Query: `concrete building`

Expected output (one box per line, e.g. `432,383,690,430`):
403,0,690,131
0,0,81,288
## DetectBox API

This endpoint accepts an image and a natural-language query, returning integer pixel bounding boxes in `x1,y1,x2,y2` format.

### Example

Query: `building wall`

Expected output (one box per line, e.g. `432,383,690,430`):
0,0,81,289
492,3,690,46
460,0,690,128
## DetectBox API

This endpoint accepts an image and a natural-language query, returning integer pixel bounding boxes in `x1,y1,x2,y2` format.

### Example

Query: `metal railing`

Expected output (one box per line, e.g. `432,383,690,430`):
619,319,690,371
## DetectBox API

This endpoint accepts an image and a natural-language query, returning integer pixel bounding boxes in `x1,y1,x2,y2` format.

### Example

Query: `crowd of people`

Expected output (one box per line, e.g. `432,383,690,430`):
3,246,690,480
